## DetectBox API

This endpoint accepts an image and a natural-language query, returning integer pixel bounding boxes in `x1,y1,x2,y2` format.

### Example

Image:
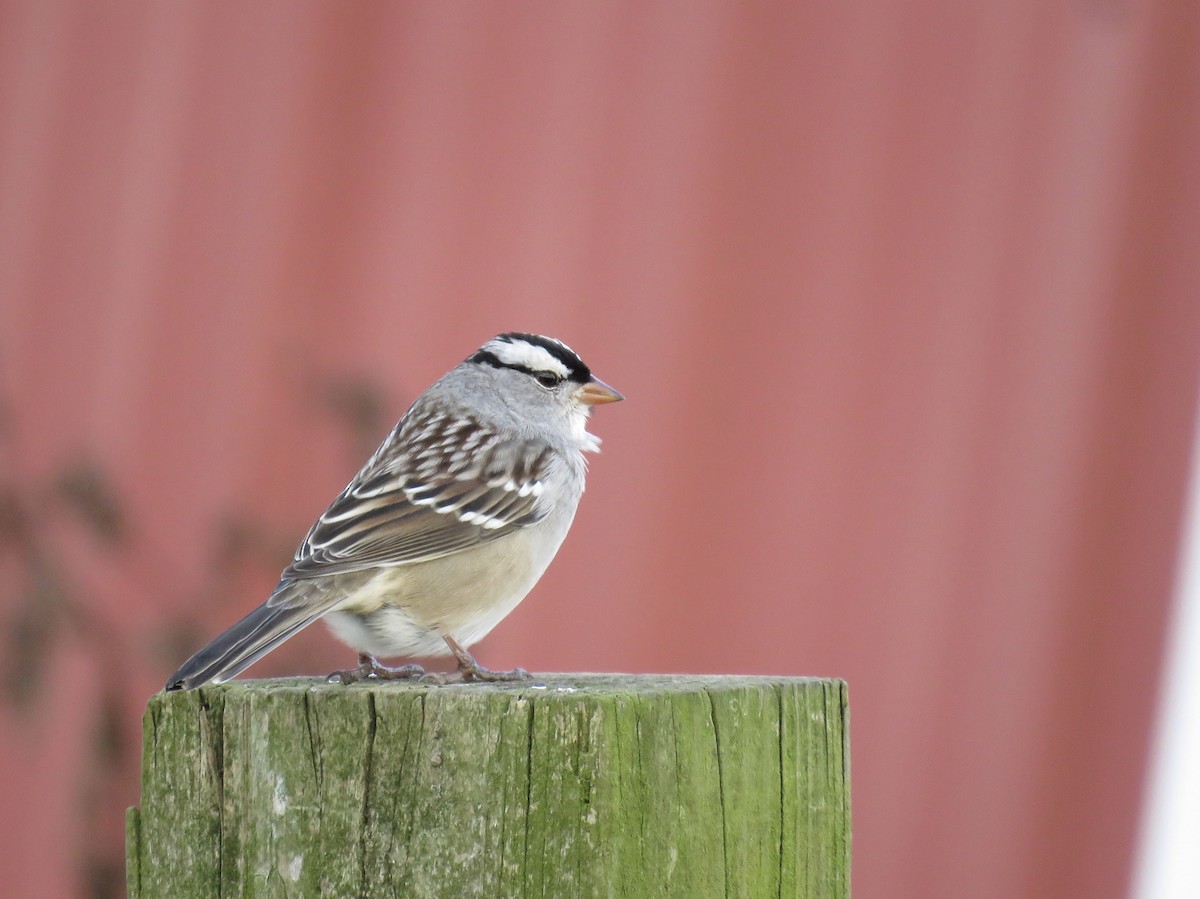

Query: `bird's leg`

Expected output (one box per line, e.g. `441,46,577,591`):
442,635,531,683
328,652,425,685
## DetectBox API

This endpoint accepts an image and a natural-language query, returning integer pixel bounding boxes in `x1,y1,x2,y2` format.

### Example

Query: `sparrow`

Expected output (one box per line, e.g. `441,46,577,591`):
165,332,621,690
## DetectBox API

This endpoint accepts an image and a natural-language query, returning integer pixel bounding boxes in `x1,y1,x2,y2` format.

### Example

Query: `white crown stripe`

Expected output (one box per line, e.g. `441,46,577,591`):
482,338,574,378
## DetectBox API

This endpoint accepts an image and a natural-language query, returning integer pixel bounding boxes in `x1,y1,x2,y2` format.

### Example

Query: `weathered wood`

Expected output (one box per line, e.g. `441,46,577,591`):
127,674,850,898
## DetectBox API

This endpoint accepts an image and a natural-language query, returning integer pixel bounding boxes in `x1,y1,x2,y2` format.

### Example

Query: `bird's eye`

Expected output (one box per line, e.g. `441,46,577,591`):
534,371,561,389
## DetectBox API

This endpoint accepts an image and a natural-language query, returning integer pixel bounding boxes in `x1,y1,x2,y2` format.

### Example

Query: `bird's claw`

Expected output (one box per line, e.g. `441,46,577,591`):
460,664,531,683
328,655,425,685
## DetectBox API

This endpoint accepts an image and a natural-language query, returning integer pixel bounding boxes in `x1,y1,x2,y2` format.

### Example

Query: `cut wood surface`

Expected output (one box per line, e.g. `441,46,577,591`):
127,674,850,898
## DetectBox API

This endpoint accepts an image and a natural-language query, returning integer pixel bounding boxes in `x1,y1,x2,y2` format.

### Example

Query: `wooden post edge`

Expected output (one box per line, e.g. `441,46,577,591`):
128,674,850,898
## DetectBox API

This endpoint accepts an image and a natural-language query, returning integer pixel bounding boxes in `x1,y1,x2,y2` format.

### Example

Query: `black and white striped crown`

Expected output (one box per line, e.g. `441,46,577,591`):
468,332,591,384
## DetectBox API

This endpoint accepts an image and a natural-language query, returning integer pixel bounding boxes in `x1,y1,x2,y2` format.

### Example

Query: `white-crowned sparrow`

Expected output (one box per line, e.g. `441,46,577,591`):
165,332,622,690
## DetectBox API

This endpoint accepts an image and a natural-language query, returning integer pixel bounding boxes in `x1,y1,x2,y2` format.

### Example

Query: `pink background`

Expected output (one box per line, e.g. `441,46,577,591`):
2,2,1199,897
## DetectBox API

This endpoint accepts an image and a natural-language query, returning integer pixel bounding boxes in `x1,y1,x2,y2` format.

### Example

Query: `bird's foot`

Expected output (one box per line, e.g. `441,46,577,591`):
414,664,529,684
458,662,531,683
440,633,531,683
328,653,425,685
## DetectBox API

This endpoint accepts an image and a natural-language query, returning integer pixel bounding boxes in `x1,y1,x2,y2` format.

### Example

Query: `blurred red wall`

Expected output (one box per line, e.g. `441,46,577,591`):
2,2,1199,897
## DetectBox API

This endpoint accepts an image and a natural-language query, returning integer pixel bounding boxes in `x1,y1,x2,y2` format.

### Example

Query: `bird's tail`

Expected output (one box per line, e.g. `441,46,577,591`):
164,587,329,691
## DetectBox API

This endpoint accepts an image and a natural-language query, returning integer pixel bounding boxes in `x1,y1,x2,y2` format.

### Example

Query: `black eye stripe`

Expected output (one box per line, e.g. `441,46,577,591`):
469,352,562,383
468,334,592,384
494,332,590,382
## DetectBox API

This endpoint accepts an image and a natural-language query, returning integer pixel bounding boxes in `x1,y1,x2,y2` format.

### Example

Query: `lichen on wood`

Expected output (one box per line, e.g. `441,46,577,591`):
128,674,850,898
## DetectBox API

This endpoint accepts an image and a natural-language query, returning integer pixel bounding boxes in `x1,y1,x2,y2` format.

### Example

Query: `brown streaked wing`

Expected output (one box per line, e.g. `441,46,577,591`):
281,410,556,580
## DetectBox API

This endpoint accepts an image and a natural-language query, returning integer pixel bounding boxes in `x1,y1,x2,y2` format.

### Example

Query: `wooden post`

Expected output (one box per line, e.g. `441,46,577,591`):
126,675,850,898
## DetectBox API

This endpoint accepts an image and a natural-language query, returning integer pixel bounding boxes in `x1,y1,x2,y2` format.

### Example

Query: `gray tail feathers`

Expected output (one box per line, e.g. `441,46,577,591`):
164,598,326,691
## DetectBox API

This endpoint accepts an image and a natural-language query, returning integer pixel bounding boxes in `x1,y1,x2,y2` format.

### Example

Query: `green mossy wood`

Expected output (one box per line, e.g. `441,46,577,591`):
127,675,849,898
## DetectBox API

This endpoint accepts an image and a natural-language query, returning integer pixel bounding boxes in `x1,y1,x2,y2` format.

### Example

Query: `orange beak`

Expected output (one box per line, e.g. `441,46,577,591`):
578,375,624,405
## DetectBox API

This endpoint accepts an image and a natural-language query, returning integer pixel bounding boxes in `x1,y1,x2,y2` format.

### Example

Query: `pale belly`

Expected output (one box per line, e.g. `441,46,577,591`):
322,508,575,659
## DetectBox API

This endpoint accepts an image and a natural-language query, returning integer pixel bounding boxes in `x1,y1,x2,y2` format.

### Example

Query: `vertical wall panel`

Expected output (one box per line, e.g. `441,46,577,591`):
1,2,1198,897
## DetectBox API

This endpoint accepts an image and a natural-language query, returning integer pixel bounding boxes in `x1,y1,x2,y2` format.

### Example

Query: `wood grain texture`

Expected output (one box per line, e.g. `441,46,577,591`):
128,675,849,898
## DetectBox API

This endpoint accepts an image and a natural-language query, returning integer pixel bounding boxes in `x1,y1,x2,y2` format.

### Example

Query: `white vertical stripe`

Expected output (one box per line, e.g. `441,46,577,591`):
1132,404,1200,899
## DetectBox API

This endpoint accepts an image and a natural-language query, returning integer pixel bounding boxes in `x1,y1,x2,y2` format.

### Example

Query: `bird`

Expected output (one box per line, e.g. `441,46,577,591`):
165,332,622,690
